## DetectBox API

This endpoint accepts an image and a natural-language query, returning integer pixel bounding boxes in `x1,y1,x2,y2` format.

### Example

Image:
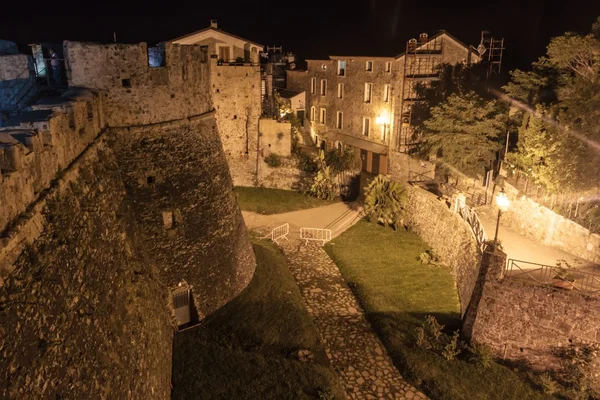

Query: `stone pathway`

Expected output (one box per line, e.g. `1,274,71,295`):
279,239,427,400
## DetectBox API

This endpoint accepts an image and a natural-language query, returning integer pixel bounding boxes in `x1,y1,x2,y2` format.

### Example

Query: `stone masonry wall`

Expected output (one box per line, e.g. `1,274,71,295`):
112,114,256,318
404,185,482,316
500,183,600,264
259,118,292,157
469,275,600,373
0,137,174,399
0,90,103,245
210,58,262,186
64,41,212,127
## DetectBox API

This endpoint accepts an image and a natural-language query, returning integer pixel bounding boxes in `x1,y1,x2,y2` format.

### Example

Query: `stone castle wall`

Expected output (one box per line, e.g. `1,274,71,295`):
64,41,212,126
500,183,600,264
210,59,261,186
1,40,257,398
404,186,482,316
0,89,103,245
112,114,256,318
0,136,174,399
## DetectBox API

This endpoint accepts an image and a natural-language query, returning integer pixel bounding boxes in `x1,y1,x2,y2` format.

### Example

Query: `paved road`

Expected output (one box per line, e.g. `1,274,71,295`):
476,207,599,272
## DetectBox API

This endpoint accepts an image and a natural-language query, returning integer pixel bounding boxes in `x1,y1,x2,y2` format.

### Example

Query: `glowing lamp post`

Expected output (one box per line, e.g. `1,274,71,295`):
376,114,389,141
493,188,510,251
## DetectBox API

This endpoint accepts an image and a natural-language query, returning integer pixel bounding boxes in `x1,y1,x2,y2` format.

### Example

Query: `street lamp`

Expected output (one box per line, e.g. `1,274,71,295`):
493,188,510,251
376,114,389,142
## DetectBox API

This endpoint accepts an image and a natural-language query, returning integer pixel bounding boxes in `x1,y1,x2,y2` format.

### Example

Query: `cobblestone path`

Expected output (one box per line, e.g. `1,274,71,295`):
279,240,427,400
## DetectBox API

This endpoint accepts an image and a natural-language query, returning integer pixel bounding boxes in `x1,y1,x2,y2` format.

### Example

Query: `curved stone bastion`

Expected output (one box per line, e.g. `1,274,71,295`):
0,109,256,398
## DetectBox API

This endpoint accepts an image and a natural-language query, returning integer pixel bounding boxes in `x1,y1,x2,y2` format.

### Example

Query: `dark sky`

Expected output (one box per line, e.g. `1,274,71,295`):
1,0,599,72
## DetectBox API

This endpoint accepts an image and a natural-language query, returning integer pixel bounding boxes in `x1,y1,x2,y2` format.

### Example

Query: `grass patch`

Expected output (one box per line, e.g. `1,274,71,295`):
325,220,549,400
172,239,343,400
234,186,334,215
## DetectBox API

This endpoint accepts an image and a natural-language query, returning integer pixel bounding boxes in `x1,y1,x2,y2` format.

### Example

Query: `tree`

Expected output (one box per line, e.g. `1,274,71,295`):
504,16,600,193
363,175,407,230
419,91,507,177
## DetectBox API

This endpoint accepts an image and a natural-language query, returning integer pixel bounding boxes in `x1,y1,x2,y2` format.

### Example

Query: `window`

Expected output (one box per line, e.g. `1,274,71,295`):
383,84,390,102
385,62,391,73
336,111,343,129
121,78,131,88
337,83,344,99
319,108,327,124
336,141,343,152
310,106,316,121
363,118,371,137
320,79,327,96
364,83,372,103
337,60,346,76
310,77,316,94
218,46,231,61
366,61,373,71
380,124,389,141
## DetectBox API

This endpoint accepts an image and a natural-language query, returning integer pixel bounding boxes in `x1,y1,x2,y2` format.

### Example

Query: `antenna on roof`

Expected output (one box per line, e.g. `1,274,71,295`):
113,32,117,43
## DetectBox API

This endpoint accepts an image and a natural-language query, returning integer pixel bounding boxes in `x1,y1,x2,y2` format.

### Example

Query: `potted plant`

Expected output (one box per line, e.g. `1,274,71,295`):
551,259,576,290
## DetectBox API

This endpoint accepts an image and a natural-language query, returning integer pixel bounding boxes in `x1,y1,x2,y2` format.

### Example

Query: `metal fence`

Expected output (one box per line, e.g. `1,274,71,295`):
300,227,332,246
505,259,600,295
265,223,289,244
454,199,488,252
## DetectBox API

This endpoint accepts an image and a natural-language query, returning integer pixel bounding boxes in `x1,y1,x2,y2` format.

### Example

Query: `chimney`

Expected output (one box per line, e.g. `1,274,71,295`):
419,33,428,43
210,20,218,29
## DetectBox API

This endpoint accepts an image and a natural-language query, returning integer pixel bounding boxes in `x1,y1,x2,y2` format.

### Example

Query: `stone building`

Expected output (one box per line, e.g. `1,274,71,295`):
171,19,263,63
286,31,480,179
171,21,296,187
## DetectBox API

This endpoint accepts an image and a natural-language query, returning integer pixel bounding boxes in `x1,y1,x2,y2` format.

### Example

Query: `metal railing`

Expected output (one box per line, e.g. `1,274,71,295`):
264,223,289,244
455,199,487,252
300,227,332,246
505,259,600,294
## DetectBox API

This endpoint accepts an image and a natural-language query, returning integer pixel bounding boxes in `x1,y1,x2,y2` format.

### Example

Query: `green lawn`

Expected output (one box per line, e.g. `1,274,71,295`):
172,240,343,400
325,220,549,400
234,186,335,215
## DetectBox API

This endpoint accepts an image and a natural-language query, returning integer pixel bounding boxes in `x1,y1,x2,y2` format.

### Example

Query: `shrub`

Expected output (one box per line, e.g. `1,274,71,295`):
309,150,337,200
415,315,444,351
442,331,463,361
537,373,559,395
296,151,318,174
418,249,440,265
468,342,494,369
363,175,407,230
264,154,282,168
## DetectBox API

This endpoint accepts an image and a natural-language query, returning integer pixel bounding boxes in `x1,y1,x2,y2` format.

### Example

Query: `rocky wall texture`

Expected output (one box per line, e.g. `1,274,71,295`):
0,90,103,244
0,139,174,399
112,114,256,319
404,185,482,316
211,60,261,186
499,183,600,264
64,41,212,127
468,276,600,373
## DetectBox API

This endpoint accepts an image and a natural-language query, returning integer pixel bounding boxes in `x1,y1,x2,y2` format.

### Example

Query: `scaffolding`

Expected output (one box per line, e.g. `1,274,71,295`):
477,31,504,80
397,33,444,152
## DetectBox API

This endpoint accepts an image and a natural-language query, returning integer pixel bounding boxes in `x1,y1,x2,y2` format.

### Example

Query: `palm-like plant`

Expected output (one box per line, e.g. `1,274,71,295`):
309,150,337,200
363,175,407,229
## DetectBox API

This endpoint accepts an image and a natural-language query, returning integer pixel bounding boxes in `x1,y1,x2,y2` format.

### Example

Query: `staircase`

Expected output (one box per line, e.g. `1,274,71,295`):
325,202,364,238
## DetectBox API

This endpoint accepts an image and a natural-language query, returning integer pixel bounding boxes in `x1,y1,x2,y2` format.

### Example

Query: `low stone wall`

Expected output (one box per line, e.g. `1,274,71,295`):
500,183,600,264
404,186,482,316
257,156,305,190
468,272,600,377
0,137,174,399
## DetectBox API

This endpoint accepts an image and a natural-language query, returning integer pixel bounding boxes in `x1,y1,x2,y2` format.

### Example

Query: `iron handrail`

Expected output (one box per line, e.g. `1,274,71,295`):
505,259,600,294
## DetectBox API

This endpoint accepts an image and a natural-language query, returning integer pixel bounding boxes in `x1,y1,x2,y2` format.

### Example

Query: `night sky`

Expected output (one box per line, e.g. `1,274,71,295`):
2,0,599,72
